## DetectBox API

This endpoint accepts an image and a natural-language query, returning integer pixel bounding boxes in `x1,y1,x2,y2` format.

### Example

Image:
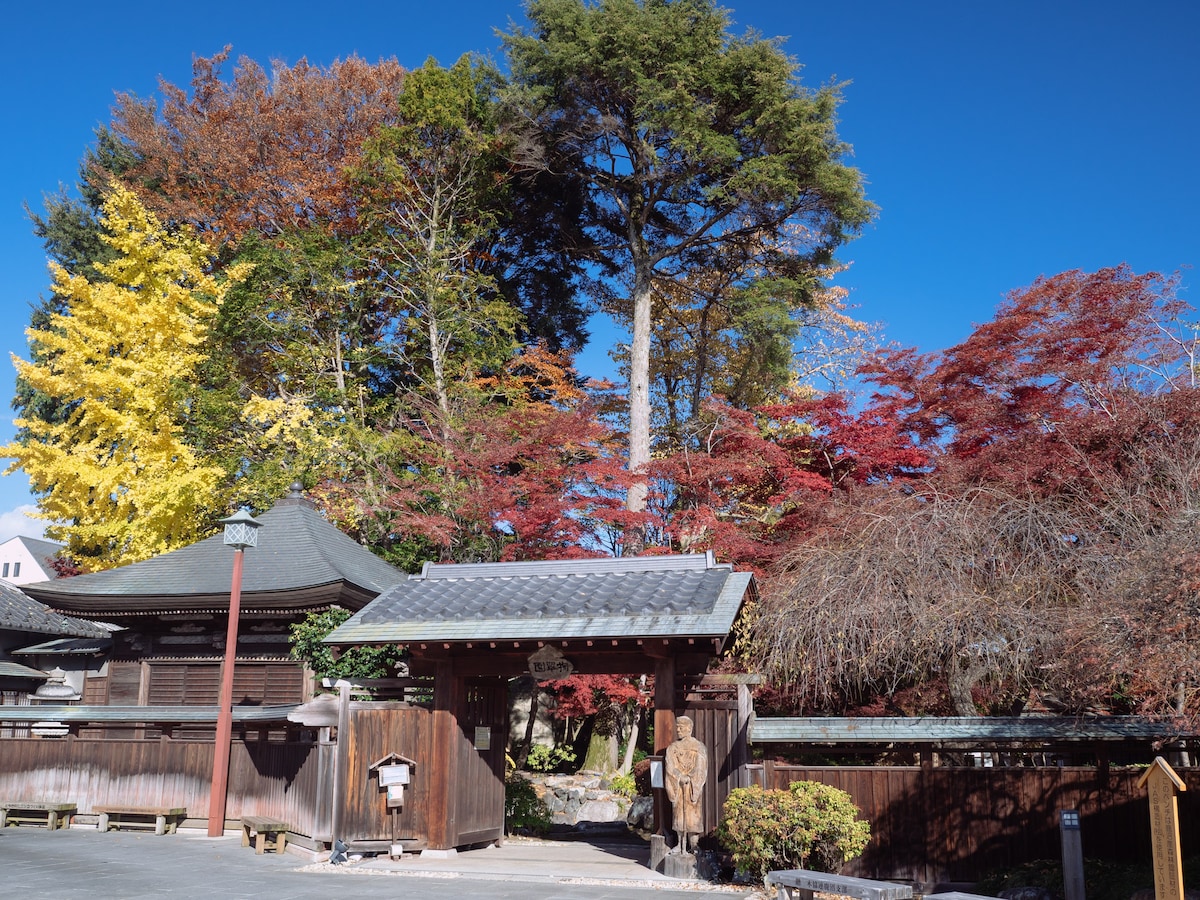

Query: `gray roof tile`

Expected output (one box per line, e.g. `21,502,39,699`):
20,495,406,612
326,553,754,645
0,660,48,679
12,536,65,568
0,580,108,638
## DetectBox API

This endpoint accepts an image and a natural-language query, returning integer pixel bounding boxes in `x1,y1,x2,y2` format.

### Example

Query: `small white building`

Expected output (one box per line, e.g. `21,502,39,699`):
0,536,64,585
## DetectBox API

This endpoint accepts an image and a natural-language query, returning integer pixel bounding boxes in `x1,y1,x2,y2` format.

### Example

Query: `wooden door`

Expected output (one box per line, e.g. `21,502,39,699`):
453,676,507,845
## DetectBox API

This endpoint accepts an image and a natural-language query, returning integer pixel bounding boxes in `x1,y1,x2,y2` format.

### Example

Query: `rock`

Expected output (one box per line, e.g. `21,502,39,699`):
522,772,636,828
626,795,655,831
999,888,1053,900
577,798,623,822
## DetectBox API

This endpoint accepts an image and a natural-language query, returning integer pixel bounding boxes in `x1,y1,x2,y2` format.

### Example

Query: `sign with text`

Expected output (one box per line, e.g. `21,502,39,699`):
1138,757,1187,900
474,726,492,750
528,645,575,680
378,764,410,786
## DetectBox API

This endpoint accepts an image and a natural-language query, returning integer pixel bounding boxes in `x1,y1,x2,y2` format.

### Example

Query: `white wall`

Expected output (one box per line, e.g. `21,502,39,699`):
0,536,61,584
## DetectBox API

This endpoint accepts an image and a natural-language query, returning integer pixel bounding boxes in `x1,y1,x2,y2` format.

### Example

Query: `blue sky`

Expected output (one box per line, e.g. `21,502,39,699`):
0,0,1195,540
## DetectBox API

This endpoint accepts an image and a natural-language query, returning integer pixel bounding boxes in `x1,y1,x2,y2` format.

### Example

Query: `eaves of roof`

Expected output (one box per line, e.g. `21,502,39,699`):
326,555,753,647
12,637,113,656
19,499,405,613
750,716,1183,744
0,581,110,638
0,660,48,679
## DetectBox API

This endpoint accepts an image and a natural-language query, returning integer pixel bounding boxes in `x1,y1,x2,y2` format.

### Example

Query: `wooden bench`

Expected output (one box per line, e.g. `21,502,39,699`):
0,802,76,830
241,815,288,854
765,870,914,900
95,806,187,835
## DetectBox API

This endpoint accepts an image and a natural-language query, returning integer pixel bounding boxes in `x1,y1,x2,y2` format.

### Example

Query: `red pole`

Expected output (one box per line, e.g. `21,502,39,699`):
208,547,245,837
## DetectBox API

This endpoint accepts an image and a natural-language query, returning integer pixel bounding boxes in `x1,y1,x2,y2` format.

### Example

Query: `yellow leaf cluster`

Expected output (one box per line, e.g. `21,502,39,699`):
1,183,246,569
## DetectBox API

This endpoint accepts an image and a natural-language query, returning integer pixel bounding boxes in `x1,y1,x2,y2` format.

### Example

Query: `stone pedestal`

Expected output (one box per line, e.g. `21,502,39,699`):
663,851,701,880
649,834,669,872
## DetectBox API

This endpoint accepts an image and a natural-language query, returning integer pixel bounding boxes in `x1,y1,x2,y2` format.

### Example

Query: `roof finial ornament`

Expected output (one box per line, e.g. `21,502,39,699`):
277,481,316,509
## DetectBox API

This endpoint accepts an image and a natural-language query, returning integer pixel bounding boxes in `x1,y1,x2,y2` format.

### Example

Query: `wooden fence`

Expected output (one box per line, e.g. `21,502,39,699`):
685,698,753,834
0,704,441,847
0,734,328,836
752,762,1200,886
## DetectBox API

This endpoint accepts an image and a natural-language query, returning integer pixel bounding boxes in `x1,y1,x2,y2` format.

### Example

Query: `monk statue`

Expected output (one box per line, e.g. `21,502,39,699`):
663,715,708,854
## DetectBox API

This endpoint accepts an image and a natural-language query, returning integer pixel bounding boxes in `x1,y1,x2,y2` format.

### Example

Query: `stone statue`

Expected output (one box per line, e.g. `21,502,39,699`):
663,715,707,854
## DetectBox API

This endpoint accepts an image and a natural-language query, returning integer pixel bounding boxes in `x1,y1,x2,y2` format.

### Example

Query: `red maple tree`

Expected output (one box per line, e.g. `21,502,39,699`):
863,265,1193,495
378,346,637,563
648,393,927,573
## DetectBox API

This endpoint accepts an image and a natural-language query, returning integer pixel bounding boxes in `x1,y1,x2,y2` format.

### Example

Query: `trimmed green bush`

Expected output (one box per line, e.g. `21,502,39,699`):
718,781,871,882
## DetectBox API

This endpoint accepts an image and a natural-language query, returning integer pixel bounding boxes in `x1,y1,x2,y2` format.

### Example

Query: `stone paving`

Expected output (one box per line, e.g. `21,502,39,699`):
1,825,760,900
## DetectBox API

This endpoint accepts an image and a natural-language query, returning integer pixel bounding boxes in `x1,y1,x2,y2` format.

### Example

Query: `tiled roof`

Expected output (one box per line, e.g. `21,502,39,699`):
750,716,1183,745
12,637,113,656
0,580,109,639
20,492,406,613
326,552,753,645
0,660,47,679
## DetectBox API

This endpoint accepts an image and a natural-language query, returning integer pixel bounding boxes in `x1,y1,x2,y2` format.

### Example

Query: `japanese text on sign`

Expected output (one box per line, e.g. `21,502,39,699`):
528,646,575,680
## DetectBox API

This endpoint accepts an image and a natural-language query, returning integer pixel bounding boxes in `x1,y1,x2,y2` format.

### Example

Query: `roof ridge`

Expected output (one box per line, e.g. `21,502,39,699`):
417,552,726,580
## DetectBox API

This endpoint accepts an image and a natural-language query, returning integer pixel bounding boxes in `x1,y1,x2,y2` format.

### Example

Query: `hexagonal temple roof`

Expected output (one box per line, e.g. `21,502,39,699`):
20,490,406,616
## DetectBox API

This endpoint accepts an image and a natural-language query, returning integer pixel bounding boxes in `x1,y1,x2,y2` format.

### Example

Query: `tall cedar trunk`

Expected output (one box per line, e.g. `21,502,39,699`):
582,731,619,774
624,272,653,554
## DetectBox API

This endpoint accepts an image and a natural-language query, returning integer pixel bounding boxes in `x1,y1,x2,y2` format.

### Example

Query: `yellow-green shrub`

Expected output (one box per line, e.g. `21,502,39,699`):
717,781,870,882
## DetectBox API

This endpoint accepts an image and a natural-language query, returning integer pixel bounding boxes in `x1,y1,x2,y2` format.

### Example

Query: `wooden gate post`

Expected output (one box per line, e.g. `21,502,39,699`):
428,659,463,851
330,680,352,850
653,654,676,837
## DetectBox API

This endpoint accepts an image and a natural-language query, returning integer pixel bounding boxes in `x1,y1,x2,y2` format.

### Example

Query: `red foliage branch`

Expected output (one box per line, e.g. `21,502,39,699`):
541,674,649,720
379,347,640,562
648,394,927,572
862,265,1192,496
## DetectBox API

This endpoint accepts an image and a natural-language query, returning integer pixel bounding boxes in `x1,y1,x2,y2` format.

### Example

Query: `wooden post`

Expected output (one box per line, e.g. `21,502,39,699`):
329,680,352,850
653,654,676,838
1138,757,1187,900
429,659,463,850
207,547,245,837
1059,810,1086,900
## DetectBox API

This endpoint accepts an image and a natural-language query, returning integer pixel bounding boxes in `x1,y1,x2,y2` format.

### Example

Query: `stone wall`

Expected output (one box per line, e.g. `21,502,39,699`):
522,772,633,829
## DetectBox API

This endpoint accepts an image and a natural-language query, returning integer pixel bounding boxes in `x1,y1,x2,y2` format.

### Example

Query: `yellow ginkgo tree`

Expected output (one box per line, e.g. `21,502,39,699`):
2,183,247,569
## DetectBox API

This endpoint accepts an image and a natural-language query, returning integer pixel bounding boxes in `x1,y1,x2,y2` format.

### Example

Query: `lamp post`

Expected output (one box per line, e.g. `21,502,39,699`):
208,508,263,837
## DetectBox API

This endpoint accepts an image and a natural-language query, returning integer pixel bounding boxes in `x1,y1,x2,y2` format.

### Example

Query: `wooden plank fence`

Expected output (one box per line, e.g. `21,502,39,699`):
752,763,1200,886
0,705,440,848
0,735,327,836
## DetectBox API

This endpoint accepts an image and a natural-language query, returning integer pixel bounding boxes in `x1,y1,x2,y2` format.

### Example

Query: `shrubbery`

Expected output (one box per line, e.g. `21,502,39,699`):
504,774,551,835
718,781,870,882
607,772,637,799
524,743,577,773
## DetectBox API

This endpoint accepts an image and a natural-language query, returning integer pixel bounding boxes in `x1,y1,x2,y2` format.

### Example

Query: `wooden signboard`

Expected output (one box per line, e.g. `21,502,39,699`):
528,645,574,680
1138,756,1187,900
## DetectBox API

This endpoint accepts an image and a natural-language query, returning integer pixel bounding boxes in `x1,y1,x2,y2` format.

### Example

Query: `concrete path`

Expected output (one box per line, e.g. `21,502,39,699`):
1,826,761,899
